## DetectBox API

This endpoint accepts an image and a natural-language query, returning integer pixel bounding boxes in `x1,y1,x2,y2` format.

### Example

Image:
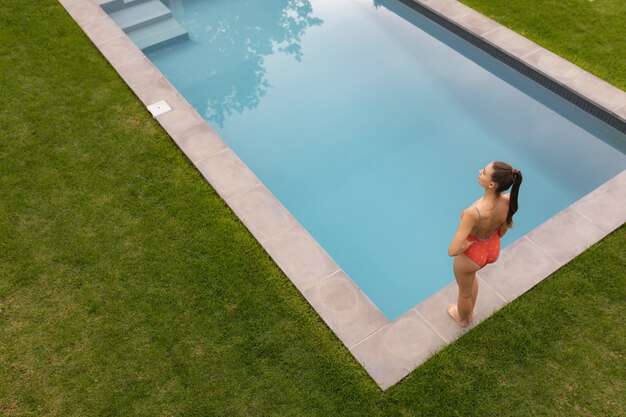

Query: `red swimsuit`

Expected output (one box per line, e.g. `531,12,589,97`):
462,207,501,267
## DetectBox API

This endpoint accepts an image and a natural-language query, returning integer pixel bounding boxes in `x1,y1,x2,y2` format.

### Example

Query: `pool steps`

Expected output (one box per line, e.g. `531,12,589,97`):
97,0,188,51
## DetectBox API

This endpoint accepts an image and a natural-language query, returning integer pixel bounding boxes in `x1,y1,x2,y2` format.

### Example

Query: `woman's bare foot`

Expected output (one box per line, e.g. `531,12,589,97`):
447,304,468,327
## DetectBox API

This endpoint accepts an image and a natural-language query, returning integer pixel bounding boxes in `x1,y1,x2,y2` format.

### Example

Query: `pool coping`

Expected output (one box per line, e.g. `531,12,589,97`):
59,0,626,390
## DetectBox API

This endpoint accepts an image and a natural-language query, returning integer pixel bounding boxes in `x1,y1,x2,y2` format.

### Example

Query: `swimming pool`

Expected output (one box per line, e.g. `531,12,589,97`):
135,0,625,319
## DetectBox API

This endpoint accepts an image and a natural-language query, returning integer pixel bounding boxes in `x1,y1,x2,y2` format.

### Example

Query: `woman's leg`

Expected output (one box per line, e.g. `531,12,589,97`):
470,278,479,322
448,255,481,326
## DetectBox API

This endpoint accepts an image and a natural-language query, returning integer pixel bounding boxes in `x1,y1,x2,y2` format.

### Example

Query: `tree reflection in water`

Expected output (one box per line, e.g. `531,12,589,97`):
161,0,323,127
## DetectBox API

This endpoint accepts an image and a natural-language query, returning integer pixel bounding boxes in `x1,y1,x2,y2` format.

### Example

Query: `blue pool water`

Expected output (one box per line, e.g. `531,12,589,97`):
145,0,626,319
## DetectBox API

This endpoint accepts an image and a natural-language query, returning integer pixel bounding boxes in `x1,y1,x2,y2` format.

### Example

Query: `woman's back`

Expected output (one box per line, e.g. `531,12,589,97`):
467,194,510,239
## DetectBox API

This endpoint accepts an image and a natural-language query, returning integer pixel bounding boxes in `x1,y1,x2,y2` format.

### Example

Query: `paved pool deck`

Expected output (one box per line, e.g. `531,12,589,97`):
59,0,626,390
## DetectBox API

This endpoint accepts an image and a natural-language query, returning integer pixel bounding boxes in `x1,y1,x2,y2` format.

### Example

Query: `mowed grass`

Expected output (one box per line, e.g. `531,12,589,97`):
0,0,624,416
457,0,626,90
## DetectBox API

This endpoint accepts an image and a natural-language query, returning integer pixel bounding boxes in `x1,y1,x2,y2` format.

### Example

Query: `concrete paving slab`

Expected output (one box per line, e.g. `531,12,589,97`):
195,149,260,200
303,270,388,348
59,0,80,7
63,0,106,25
570,170,626,234
115,57,162,88
526,208,606,266
261,226,340,292
478,237,561,302
130,75,184,106
156,98,205,135
171,122,227,164
482,26,540,59
350,310,445,390
414,277,506,342
81,15,125,46
565,72,626,112
615,104,626,121
226,185,298,243
98,35,144,68
426,0,499,36
522,48,583,83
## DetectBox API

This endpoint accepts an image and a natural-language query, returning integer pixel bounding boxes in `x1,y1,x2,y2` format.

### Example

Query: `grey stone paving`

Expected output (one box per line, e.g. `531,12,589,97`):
564,72,626,112
155,98,205,135
60,0,626,391
522,48,583,82
262,226,340,292
171,123,227,164
482,26,540,59
526,209,606,265
413,277,506,342
227,185,299,243
350,310,445,390
98,35,144,68
116,57,163,88
81,15,125,45
571,170,626,233
303,270,388,348
195,149,260,200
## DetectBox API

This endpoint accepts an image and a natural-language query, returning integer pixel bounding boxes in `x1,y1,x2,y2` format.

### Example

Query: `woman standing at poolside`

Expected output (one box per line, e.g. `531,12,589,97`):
447,162,523,326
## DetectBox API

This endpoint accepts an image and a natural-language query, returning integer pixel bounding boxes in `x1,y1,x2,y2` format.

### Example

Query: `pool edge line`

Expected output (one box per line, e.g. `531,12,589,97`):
59,0,626,391
404,0,626,134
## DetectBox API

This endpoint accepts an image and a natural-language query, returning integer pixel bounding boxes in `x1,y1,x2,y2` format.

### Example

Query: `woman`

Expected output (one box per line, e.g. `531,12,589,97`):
447,161,523,326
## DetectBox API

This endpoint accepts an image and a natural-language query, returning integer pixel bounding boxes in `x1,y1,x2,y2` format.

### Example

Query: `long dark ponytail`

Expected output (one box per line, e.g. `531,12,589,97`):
491,161,523,227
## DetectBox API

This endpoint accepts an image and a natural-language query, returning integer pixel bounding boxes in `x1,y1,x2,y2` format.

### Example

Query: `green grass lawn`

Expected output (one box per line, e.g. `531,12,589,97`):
1,0,624,415
457,0,626,91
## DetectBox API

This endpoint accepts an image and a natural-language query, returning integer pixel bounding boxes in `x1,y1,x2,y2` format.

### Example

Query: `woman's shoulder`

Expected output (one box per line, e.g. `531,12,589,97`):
462,206,480,221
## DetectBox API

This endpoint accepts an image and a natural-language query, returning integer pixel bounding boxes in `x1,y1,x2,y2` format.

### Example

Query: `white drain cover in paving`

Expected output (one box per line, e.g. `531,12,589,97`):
147,100,172,117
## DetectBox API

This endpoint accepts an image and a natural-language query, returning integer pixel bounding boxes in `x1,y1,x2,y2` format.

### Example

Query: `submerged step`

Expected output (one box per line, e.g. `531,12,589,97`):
127,17,188,51
98,0,150,14
109,0,171,32
97,0,121,13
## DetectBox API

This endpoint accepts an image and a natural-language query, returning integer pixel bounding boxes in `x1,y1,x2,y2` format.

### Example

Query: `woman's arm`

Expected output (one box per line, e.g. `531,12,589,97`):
448,210,477,257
